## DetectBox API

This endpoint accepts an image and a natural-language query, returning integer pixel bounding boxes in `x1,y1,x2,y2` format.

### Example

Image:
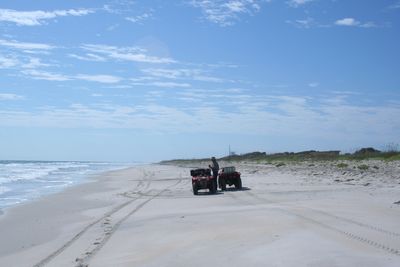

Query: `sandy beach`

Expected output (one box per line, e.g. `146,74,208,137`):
0,162,399,267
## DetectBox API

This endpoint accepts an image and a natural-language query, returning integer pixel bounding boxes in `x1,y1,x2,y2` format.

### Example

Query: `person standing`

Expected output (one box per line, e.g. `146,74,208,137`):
209,157,219,190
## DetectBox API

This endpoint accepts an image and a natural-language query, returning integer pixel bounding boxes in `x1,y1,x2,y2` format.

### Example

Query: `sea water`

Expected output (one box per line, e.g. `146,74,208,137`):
0,160,131,212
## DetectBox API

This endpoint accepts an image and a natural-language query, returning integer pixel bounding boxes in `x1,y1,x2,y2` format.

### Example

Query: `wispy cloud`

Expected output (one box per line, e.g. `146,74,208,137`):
288,17,379,29
21,69,122,83
0,39,55,50
125,12,152,24
91,93,103,97
102,1,136,15
388,1,400,9
140,68,224,83
286,17,316,28
335,18,359,26
131,81,191,88
1,94,398,145
22,58,51,69
0,56,18,68
0,8,94,26
190,0,265,26
75,74,122,84
81,44,176,64
335,18,377,28
0,93,24,100
287,0,314,8
360,22,378,28
68,53,106,62
21,69,71,81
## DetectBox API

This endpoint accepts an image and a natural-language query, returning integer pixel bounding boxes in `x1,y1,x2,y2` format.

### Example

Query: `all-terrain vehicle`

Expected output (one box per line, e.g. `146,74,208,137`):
218,166,242,190
191,168,217,195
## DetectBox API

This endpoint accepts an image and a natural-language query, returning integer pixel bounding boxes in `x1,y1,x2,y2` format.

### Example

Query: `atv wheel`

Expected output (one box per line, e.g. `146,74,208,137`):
193,184,198,195
220,179,226,191
210,181,217,194
235,178,242,190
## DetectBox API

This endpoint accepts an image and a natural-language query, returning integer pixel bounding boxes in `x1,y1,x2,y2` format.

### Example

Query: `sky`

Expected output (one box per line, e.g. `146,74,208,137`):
0,0,399,162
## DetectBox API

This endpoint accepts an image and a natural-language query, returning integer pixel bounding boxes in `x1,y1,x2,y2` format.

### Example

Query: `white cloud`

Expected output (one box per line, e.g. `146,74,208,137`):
22,69,70,81
0,93,24,100
91,93,103,97
308,82,319,87
22,58,51,69
0,8,94,26
140,68,224,83
0,39,55,50
132,81,191,88
225,1,247,12
335,18,360,26
287,0,314,8
75,74,122,84
388,1,400,9
286,17,316,29
68,53,106,62
81,44,176,64
106,24,119,31
193,75,224,83
23,71,121,83
1,95,398,145
360,21,378,28
102,2,136,15
335,18,378,28
141,68,187,79
0,56,18,68
190,0,265,26
125,12,152,24
131,76,156,82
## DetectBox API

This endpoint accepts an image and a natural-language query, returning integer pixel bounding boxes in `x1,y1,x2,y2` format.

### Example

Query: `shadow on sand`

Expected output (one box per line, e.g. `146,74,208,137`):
195,191,224,196
194,186,251,196
222,186,251,192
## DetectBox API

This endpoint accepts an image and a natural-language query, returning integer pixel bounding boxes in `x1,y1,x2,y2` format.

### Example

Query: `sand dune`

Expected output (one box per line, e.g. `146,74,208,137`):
0,163,399,267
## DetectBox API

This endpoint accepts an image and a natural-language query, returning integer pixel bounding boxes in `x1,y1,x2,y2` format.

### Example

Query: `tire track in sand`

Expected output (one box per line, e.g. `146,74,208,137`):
33,169,153,267
74,179,182,267
225,189,400,256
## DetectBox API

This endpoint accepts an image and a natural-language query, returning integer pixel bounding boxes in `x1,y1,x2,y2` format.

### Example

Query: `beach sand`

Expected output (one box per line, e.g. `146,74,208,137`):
0,162,399,267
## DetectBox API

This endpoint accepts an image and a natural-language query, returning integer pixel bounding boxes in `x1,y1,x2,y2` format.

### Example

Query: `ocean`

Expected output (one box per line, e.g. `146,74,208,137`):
0,160,132,212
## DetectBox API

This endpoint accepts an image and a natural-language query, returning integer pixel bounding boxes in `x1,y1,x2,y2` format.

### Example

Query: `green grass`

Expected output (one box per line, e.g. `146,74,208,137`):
337,163,349,168
385,154,400,161
159,148,400,165
357,164,369,171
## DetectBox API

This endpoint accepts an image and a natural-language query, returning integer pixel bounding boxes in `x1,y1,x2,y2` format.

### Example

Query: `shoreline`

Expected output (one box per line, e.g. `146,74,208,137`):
0,162,137,215
0,165,147,266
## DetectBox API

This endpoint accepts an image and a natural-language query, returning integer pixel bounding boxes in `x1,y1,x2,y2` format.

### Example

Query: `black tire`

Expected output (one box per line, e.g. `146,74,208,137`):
235,178,242,190
193,184,198,195
221,179,226,191
210,180,217,194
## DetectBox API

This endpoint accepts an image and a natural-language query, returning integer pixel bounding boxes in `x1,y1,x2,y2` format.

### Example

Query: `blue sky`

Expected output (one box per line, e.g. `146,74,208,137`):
0,0,399,162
